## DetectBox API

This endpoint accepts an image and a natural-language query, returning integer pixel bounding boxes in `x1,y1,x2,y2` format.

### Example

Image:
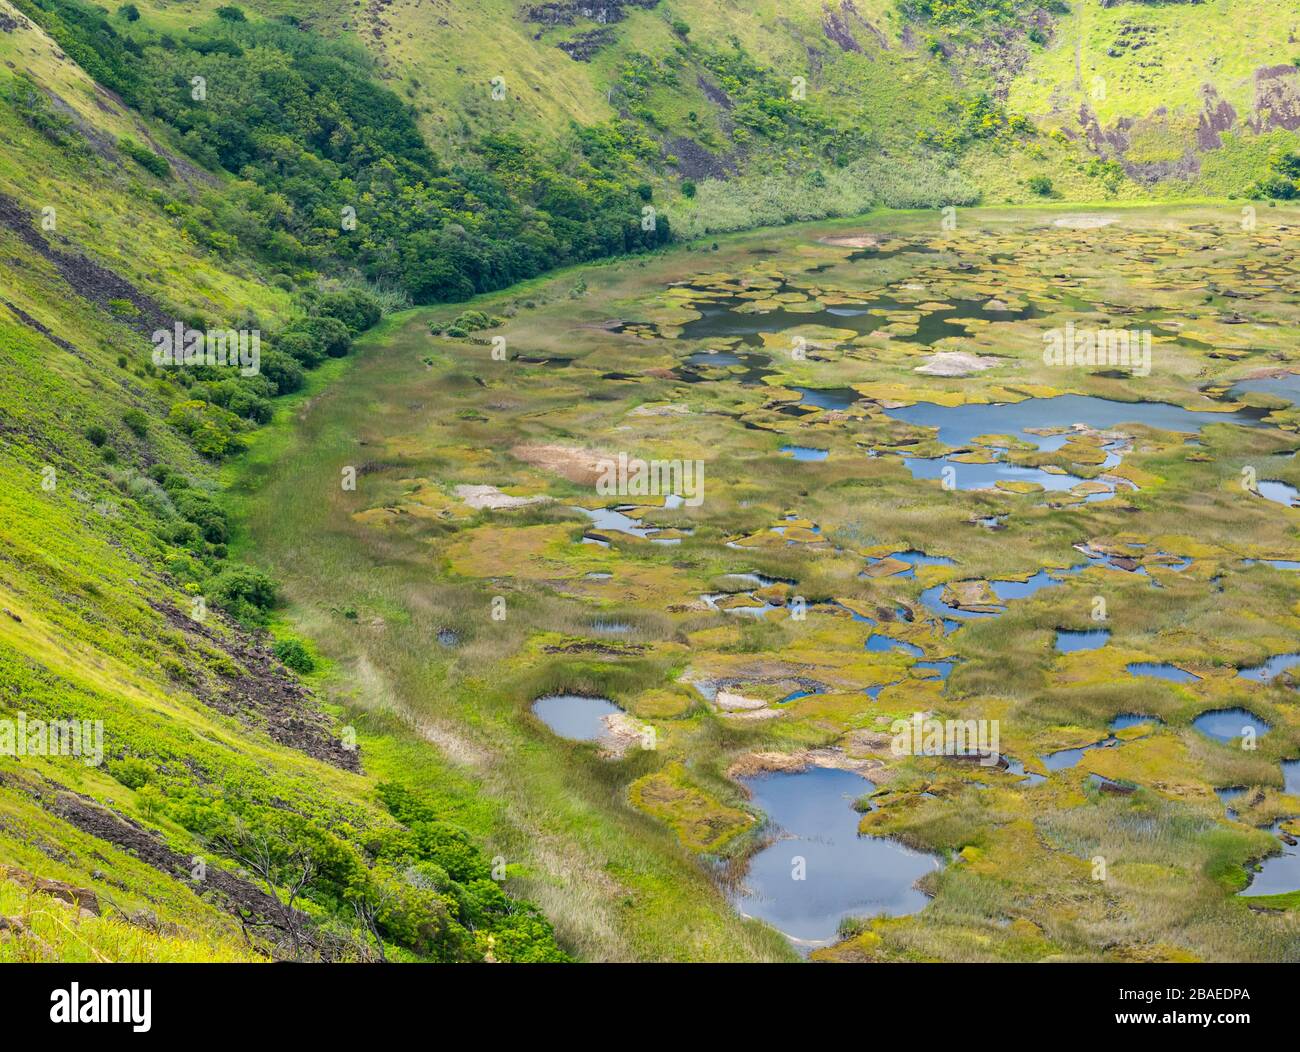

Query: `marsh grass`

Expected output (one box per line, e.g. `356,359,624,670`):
230,204,1300,961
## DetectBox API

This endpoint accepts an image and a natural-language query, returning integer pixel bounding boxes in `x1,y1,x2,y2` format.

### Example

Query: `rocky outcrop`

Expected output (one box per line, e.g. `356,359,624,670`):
1250,64,1300,133
523,0,658,26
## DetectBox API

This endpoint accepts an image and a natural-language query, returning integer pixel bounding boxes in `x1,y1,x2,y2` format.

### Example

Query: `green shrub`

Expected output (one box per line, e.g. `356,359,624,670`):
274,637,316,674
449,310,500,333
108,756,153,790
313,289,382,335
122,408,149,438
117,137,171,179
167,400,245,458
209,565,277,619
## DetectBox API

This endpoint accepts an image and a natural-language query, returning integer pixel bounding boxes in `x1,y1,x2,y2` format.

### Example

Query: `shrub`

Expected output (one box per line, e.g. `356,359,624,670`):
285,315,352,358
277,329,324,368
122,408,149,438
167,400,245,459
1027,174,1054,196
173,490,228,543
274,637,316,675
117,137,171,179
210,565,276,618
314,289,382,334
85,424,108,446
450,310,500,333
258,351,306,395
108,756,153,789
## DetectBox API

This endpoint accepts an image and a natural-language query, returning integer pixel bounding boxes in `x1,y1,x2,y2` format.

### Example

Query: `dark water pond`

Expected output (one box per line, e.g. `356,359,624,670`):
733,767,940,948
676,288,1035,349
792,386,860,411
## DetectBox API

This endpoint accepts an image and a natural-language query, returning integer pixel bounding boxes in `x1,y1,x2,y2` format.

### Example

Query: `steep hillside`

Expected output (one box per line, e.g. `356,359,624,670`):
0,3,568,962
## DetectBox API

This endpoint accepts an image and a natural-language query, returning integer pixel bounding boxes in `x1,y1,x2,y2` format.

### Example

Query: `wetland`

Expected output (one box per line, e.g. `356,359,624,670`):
240,205,1300,962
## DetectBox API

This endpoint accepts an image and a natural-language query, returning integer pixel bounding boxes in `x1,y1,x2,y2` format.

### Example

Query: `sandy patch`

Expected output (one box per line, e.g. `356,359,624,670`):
915,351,1000,377
454,484,551,510
511,443,616,485
726,748,878,781
817,233,882,249
1053,215,1118,229
599,713,645,759
715,690,768,711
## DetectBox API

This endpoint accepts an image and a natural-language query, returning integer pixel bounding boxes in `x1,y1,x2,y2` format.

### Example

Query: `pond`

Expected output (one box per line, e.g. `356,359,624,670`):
1056,629,1111,653
1230,373,1300,403
919,564,1083,625
915,659,955,682
531,694,624,742
1238,653,1300,683
676,288,1035,349
675,349,775,385
866,550,956,579
1192,708,1271,743
1239,822,1300,898
1109,713,1161,731
865,634,923,657
1126,662,1200,683
733,767,940,949
881,395,1262,494
792,386,860,411
1040,736,1117,772
781,445,829,462
1255,479,1299,508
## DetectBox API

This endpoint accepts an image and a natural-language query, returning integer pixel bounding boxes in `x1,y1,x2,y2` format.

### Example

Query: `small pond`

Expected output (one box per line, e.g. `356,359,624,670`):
1192,708,1271,743
733,767,941,949
531,694,623,742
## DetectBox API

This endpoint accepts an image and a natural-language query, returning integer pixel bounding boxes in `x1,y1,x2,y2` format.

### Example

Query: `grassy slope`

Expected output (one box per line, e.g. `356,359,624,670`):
0,6,566,962
1009,0,1295,128
130,0,1300,209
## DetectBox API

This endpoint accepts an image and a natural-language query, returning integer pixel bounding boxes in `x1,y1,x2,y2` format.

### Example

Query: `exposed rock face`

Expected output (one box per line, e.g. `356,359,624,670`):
0,192,170,337
1068,62,1300,185
557,26,615,60
523,0,658,26
822,3,864,53
1251,64,1300,132
663,135,730,179
1196,85,1237,150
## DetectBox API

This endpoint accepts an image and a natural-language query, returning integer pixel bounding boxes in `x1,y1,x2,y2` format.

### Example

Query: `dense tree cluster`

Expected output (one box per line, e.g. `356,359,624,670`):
17,0,670,304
